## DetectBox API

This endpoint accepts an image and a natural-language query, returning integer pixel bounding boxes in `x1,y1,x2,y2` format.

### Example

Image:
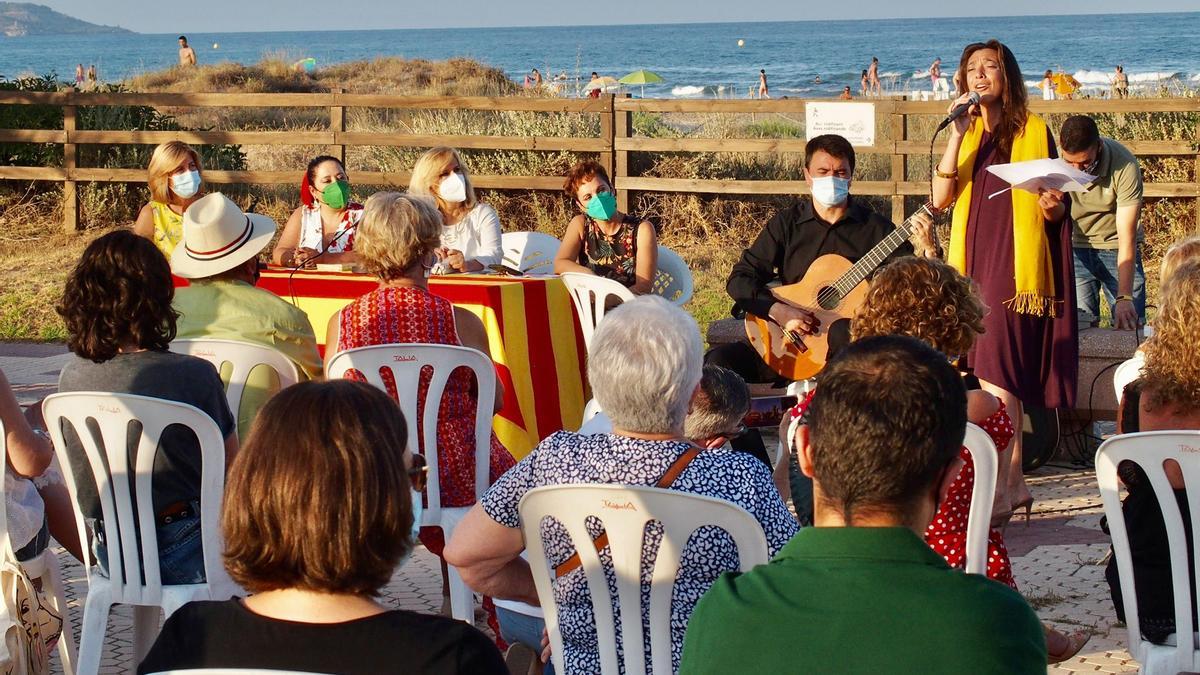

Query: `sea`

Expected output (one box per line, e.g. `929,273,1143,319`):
2,12,1199,99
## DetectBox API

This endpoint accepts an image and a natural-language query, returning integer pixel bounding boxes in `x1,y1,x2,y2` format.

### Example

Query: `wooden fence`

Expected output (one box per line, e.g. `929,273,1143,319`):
1,91,1198,232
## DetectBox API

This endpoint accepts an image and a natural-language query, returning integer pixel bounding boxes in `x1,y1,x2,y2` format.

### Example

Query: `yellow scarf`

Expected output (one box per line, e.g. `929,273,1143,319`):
948,113,1057,317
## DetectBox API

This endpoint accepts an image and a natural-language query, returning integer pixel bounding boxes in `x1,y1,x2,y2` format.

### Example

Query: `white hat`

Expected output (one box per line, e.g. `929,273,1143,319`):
171,193,277,279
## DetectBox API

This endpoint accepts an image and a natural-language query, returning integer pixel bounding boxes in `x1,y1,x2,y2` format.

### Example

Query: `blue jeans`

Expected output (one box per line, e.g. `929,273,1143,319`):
787,451,814,527
1073,246,1146,322
92,506,206,585
496,607,554,674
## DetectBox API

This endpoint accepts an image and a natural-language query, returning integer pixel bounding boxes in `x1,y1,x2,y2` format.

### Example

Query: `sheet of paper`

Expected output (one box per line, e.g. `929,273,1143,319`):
985,158,1097,198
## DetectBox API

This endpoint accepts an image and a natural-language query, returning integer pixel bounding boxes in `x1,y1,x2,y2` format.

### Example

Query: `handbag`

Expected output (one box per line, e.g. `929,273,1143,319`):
0,556,56,675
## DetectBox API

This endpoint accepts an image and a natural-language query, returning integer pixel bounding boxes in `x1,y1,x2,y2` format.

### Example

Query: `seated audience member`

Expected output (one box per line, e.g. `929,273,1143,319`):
272,155,363,268
684,365,772,469
408,147,503,273
137,380,506,674
171,193,322,438
55,231,237,584
1106,258,1200,645
323,192,515,553
444,296,798,674
133,141,206,257
553,160,658,294
680,335,1046,674
1159,233,1200,285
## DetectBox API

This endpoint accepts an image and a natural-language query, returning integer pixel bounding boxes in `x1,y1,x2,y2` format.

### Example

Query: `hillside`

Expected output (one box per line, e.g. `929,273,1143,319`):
0,2,131,36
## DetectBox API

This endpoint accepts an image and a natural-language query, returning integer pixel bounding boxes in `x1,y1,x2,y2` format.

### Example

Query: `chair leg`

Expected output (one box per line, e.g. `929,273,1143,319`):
76,595,110,675
42,555,77,675
132,605,160,663
446,564,476,623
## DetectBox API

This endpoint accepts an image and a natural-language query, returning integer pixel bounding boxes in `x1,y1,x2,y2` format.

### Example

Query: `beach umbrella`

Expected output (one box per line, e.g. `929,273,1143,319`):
585,76,621,96
619,69,665,97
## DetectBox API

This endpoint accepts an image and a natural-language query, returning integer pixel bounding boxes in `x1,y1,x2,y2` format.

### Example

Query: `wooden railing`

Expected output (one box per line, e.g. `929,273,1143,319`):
2,91,1198,231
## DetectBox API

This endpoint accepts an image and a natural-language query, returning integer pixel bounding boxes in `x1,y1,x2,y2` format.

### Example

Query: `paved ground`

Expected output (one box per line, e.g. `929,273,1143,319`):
4,343,1138,673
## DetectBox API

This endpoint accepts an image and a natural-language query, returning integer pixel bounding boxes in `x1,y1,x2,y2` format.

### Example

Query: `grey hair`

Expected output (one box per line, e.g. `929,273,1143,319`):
684,365,751,443
588,295,703,434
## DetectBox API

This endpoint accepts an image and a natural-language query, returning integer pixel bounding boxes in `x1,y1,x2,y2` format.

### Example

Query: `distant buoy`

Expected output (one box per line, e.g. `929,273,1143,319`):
737,39,745,47
212,43,219,49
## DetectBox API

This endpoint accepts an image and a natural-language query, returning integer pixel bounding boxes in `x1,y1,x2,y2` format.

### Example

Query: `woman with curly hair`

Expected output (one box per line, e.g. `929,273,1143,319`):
1106,258,1200,644
55,230,237,584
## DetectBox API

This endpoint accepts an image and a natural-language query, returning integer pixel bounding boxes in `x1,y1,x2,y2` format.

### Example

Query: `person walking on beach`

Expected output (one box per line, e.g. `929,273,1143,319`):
86,64,97,89
1039,70,1056,101
758,69,770,98
860,69,869,97
179,36,197,67
74,64,84,88
1113,65,1129,98
930,57,949,99
867,57,881,97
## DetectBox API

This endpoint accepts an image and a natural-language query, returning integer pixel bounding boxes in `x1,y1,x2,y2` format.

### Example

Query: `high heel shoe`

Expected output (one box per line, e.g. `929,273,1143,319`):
1047,629,1091,664
1014,496,1034,526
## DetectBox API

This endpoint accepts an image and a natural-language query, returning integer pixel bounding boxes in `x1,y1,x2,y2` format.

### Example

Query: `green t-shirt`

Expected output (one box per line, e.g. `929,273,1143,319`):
1071,137,1143,249
679,527,1046,675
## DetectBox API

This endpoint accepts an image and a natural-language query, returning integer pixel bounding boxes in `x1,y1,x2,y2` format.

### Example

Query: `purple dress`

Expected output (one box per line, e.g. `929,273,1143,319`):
964,130,1078,409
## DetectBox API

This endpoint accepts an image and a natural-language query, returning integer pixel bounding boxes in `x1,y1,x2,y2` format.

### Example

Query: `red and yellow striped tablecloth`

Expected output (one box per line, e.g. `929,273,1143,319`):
257,269,587,459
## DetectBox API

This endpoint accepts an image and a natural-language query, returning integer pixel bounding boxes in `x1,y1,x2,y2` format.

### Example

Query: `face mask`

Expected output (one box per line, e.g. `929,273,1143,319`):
1083,146,1102,175
437,171,468,204
170,170,201,199
585,190,618,221
810,176,850,207
320,180,351,210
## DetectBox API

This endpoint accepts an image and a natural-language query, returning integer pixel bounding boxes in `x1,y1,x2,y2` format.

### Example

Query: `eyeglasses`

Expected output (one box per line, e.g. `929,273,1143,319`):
408,453,428,493
724,423,748,439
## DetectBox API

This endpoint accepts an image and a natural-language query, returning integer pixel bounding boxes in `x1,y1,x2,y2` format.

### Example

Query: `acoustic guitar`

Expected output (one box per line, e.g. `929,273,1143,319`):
744,201,939,381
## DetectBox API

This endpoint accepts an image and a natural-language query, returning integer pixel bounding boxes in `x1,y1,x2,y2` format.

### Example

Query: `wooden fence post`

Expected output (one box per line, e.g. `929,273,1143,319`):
329,88,346,165
599,93,616,182
63,103,79,232
1194,122,1200,232
614,94,632,212
890,98,907,224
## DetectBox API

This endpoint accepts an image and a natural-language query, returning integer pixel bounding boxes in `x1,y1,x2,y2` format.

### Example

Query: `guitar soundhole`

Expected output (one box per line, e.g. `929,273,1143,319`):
816,287,841,311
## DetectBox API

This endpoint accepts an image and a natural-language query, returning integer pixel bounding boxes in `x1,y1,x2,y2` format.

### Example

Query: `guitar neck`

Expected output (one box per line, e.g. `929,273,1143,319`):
831,202,935,296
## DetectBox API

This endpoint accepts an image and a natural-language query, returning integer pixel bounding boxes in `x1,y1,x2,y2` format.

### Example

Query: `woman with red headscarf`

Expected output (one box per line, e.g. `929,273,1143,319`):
272,156,364,268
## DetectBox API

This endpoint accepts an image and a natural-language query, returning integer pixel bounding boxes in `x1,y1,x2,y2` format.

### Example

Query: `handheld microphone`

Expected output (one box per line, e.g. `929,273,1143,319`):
935,92,981,132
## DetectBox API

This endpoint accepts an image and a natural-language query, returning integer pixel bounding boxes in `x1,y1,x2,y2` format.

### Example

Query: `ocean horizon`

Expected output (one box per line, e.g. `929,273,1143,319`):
2,12,1199,98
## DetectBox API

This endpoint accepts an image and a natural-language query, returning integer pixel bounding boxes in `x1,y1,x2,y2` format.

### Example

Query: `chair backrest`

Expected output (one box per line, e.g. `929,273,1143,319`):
1113,353,1146,406
325,344,495,522
1096,431,1200,672
961,422,997,576
560,273,635,351
652,245,693,306
519,483,769,675
170,339,300,437
0,417,14,561
42,392,231,605
580,398,603,427
501,231,561,274
577,410,612,436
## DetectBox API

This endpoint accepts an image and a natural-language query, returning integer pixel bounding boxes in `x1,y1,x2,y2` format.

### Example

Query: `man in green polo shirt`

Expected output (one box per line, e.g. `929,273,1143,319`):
1060,115,1145,330
680,335,1046,674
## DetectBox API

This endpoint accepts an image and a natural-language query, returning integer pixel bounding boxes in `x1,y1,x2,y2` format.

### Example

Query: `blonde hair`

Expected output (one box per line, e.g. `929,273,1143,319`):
1160,234,1200,283
147,141,202,204
408,147,477,220
1142,259,1200,412
356,192,442,281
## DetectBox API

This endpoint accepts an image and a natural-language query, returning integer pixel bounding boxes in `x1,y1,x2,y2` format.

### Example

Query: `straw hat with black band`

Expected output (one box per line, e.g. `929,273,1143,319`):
171,193,277,279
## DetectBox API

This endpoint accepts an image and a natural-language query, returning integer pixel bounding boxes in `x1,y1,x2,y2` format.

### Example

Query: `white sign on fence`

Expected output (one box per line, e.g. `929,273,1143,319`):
805,102,875,146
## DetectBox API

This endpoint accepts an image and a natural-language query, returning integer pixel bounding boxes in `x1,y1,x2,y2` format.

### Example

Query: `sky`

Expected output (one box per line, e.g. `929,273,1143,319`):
36,0,1200,33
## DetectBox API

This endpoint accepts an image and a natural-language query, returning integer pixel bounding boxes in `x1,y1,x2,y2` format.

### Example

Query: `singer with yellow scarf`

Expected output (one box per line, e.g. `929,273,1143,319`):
931,40,1078,529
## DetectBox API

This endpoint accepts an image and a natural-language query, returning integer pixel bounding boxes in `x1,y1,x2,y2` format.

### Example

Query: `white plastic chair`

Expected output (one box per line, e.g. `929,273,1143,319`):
170,338,301,437
1113,353,1146,406
652,245,693,306
326,344,494,624
501,231,561,275
520,484,769,675
148,670,326,674
0,419,77,675
962,422,998,576
1096,431,1200,674
578,410,612,436
560,273,635,351
42,392,241,673
580,399,604,427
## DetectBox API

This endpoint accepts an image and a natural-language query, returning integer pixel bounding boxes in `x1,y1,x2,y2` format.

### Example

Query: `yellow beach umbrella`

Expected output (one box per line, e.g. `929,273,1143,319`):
619,69,665,97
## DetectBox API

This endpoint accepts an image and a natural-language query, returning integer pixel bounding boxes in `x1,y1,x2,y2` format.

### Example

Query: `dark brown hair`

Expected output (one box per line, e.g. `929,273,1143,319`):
57,230,177,362
956,40,1029,155
804,134,856,172
1059,115,1101,154
222,379,413,595
852,257,986,358
563,159,611,204
807,335,966,525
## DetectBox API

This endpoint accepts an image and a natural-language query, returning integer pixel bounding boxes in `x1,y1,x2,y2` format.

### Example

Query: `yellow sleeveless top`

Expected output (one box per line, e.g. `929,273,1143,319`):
149,201,184,257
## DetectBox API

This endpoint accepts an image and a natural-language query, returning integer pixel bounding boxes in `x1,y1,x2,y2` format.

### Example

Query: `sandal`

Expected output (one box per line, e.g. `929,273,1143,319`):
1047,629,1091,664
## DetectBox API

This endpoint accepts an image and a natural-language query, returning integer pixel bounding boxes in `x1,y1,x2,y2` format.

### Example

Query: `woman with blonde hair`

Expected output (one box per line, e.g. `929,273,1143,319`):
1159,233,1200,283
408,147,502,273
133,141,205,257
272,155,363,268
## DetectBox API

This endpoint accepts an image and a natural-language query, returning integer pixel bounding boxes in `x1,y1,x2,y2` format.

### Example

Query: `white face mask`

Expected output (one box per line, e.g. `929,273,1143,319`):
437,171,468,204
810,176,850,207
170,169,202,199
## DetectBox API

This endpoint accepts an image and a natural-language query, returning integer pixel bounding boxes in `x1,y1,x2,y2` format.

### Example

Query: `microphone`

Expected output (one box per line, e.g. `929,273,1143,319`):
935,92,981,132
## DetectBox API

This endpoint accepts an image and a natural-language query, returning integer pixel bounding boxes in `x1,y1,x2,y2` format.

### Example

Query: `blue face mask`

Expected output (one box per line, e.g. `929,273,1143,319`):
170,169,202,199
585,190,618,221
810,176,850,207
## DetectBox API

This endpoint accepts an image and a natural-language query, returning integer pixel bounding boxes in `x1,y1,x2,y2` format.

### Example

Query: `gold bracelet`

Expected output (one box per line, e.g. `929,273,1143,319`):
935,168,958,179
1116,295,1133,303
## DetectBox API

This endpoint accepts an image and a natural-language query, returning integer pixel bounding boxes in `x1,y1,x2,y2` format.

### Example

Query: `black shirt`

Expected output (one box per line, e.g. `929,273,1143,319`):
137,600,507,675
726,196,914,318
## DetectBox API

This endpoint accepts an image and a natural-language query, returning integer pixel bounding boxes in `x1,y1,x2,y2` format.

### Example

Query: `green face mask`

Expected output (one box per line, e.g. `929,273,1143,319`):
321,180,351,209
